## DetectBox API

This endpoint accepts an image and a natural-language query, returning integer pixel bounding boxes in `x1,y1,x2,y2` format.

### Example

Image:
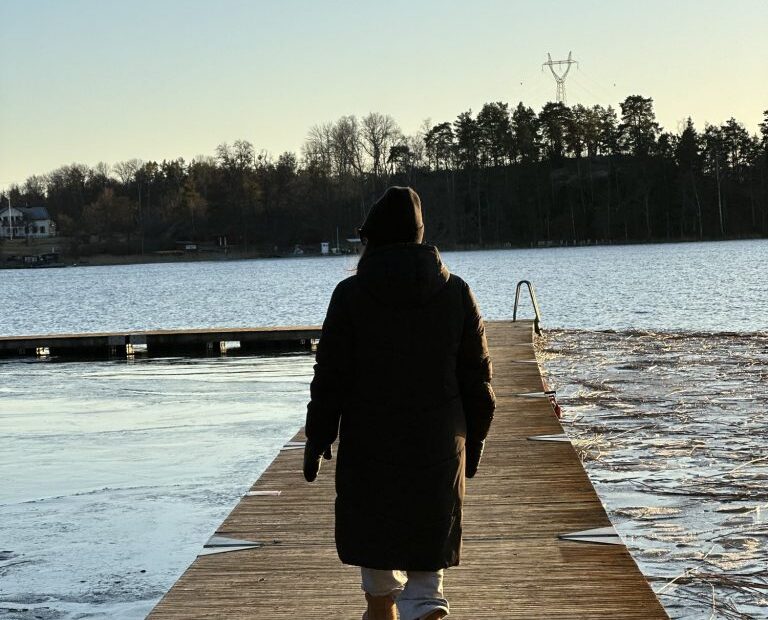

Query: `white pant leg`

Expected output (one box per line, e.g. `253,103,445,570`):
397,570,450,620
360,567,407,597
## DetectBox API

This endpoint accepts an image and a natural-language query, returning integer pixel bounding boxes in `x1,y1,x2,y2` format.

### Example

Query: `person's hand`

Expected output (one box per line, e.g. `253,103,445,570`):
465,440,485,478
303,441,333,482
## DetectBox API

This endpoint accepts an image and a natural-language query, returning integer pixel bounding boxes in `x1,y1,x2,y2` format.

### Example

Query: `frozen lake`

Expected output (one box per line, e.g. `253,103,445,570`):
0,355,313,619
1,239,767,619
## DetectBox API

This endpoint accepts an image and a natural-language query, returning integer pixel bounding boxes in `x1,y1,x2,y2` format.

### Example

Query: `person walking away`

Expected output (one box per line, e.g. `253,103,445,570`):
303,186,495,620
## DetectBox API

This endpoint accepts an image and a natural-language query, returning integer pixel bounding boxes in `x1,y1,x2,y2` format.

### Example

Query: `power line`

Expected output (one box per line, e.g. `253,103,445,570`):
542,51,578,104
573,66,618,104
568,75,604,105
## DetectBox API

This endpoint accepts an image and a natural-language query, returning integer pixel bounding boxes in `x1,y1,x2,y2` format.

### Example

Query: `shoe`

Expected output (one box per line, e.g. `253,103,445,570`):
421,611,448,620
363,593,397,620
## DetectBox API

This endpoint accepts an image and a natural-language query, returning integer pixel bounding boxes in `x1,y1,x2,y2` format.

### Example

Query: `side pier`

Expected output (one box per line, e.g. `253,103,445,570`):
148,320,667,618
0,326,321,358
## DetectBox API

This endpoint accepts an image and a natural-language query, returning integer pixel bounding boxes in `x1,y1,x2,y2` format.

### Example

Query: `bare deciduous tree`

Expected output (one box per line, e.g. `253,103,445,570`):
303,122,335,175
332,115,364,178
361,113,400,180
112,159,143,184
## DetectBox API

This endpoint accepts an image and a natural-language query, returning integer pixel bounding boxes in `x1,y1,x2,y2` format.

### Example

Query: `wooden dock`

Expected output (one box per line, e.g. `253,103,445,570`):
0,326,320,358
148,320,667,619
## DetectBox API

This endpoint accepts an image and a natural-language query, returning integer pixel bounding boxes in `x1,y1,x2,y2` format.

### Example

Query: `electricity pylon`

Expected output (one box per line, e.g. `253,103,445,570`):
542,52,578,104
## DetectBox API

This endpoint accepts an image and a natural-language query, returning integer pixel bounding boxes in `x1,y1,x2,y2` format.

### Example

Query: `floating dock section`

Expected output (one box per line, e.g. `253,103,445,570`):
144,319,666,618
0,326,320,358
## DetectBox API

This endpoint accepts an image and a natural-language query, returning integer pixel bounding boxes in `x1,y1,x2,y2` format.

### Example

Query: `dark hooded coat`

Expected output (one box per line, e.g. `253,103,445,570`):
305,243,495,570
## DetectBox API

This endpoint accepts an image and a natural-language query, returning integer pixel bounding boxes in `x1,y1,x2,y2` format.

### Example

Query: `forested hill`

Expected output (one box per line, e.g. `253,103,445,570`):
3,95,767,255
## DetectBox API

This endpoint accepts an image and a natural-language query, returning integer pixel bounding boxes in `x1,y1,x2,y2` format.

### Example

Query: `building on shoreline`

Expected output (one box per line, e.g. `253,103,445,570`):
0,205,25,239
1,205,56,239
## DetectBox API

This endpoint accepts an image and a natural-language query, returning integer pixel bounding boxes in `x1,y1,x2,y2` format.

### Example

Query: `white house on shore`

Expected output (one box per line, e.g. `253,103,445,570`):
0,205,25,239
0,205,56,239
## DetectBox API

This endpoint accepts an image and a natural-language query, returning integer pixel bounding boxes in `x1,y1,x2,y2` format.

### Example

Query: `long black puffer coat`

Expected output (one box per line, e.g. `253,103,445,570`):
305,242,495,570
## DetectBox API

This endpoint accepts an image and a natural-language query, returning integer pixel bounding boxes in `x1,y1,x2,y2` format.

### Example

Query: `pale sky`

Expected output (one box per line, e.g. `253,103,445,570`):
1,0,767,189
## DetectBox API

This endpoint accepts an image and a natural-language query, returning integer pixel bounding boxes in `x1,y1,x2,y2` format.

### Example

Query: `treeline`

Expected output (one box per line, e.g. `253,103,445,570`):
3,96,768,254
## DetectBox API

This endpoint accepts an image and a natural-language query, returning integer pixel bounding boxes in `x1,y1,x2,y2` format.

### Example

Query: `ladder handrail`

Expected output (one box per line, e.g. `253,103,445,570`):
513,280,542,335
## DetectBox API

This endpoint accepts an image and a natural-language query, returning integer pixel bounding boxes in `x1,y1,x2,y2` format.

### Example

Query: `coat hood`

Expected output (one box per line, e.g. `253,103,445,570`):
359,186,424,246
356,243,450,307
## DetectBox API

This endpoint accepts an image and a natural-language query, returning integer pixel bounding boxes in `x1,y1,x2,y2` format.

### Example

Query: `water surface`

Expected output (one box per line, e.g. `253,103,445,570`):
541,330,768,619
2,240,767,619
0,354,312,619
3,240,767,335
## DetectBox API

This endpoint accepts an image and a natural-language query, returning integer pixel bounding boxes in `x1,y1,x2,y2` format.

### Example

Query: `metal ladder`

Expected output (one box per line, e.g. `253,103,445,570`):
513,280,542,335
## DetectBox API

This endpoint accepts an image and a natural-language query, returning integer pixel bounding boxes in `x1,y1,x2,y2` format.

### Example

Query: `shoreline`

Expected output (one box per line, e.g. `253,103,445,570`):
2,235,765,269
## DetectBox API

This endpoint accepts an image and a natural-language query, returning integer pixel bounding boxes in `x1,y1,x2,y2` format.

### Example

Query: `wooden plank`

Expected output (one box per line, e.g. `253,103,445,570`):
148,320,668,619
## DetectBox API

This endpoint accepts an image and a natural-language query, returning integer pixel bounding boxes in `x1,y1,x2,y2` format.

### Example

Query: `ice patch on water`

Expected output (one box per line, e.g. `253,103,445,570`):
0,354,313,619
541,329,768,619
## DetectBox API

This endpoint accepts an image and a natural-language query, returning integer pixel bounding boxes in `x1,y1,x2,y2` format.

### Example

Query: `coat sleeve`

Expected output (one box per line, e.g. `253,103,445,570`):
305,282,352,448
457,281,496,444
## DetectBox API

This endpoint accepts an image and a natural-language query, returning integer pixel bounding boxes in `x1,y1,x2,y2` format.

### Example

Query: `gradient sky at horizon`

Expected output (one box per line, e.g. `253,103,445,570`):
1,0,767,189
